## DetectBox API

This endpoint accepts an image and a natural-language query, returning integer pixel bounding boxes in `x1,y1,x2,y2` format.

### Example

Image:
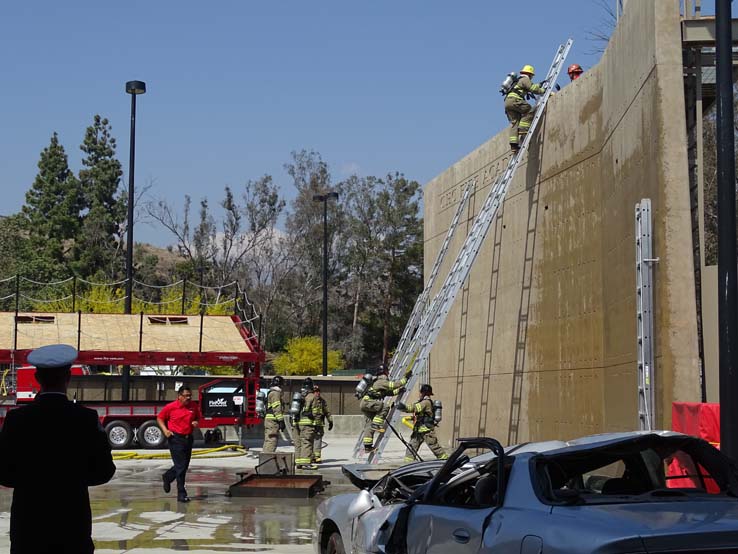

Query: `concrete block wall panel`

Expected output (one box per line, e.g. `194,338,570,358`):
423,0,700,448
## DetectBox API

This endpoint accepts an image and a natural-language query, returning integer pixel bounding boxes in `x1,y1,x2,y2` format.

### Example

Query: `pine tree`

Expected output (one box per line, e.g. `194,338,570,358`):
22,132,83,264
76,115,125,278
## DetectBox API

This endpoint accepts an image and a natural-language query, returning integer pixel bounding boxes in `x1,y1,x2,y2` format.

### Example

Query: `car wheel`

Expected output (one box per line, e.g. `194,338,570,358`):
326,532,345,554
137,420,166,449
105,420,133,449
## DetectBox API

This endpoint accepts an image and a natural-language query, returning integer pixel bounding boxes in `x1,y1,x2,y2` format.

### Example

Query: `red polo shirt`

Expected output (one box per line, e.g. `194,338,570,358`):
158,400,200,435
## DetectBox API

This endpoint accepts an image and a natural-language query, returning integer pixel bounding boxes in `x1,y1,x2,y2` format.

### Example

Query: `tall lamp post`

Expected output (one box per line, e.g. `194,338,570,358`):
313,191,339,377
123,80,146,401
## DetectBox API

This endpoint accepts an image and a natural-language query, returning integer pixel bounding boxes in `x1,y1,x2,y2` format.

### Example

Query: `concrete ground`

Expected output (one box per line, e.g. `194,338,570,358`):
0,434,420,553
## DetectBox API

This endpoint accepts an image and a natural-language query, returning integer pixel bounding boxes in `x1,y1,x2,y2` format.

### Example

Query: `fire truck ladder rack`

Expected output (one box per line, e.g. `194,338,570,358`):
635,199,657,431
366,39,573,464
351,178,477,458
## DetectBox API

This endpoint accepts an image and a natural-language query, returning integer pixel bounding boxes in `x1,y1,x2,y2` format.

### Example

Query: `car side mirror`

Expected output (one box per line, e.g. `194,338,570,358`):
348,489,380,519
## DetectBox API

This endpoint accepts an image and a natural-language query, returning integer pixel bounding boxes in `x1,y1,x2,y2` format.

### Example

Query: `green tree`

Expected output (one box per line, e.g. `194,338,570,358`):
22,133,83,265
282,150,345,336
272,336,344,375
0,215,63,310
374,173,423,364
76,115,125,279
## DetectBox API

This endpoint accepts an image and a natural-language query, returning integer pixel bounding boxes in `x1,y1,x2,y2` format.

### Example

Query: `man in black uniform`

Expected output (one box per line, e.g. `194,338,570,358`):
0,344,116,554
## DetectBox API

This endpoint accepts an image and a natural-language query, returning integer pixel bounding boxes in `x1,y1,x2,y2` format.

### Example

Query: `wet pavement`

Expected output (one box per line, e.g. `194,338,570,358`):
0,436,409,553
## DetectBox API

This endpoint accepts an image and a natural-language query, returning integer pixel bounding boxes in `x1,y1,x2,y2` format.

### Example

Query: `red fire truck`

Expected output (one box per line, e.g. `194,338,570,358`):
0,312,264,449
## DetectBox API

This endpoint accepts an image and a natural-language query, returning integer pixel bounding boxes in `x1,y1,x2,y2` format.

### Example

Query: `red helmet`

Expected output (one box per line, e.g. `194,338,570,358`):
567,64,583,79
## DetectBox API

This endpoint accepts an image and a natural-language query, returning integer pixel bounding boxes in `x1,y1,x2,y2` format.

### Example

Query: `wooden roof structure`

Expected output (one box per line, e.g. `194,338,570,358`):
0,312,263,366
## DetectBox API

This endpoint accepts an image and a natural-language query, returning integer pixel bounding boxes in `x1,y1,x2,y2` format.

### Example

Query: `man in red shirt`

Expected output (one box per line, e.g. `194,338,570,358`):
157,385,200,502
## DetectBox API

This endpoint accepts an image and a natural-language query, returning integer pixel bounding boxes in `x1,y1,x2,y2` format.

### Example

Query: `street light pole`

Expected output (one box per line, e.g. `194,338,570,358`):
123,80,146,401
313,191,339,377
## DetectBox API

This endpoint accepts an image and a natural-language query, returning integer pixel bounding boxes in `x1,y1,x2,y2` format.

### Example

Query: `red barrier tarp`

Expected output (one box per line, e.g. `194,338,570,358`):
670,402,720,491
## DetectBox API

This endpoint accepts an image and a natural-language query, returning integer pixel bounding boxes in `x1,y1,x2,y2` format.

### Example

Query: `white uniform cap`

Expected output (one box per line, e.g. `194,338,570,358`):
27,344,78,369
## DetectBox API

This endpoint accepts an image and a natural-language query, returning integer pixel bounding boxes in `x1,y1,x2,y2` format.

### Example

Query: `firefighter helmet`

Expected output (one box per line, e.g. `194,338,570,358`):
302,377,314,389
271,375,284,387
520,65,535,76
567,63,583,79
420,384,433,396
374,363,388,376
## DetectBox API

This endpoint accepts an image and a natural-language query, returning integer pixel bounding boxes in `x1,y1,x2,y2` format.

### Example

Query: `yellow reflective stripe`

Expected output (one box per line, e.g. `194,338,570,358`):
363,437,374,444
265,414,276,420
414,403,423,413
372,417,384,424
268,401,281,408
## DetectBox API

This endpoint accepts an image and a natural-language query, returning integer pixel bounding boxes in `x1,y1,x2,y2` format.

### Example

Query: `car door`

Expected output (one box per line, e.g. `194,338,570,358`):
404,437,507,554
405,504,494,554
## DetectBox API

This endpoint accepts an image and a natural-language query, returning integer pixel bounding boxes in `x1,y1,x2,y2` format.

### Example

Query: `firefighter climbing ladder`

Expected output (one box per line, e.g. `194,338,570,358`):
366,38,573,464
351,177,477,459
635,199,657,431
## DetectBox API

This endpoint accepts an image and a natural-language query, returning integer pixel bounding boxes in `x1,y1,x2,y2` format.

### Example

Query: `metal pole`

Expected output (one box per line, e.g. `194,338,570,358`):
72,276,77,313
199,310,205,353
716,0,738,461
181,279,187,315
77,310,82,351
122,92,137,402
125,92,137,316
14,274,20,313
322,198,329,377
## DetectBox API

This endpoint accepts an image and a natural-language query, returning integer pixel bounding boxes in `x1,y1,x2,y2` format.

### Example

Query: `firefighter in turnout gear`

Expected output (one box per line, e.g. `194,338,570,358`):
291,377,314,467
311,385,333,463
359,364,410,453
504,64,546,153
397,384,448,462
295,378,319,470
262,376,286,453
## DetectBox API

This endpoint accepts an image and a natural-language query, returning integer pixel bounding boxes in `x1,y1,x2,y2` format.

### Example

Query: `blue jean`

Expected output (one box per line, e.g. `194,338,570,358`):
163,433,193,496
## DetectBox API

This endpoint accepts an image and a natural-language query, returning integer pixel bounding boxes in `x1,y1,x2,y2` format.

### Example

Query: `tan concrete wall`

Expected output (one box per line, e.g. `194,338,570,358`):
423,0,701,447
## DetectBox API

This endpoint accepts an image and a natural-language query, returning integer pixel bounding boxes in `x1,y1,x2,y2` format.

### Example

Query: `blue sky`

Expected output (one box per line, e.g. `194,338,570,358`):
0,1,616,245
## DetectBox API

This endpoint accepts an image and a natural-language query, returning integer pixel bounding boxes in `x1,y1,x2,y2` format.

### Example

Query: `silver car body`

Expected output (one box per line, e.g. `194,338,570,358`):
315,431,738,554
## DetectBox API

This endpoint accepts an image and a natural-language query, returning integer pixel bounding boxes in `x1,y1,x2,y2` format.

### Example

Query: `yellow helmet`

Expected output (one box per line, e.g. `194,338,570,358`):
520,65,535,76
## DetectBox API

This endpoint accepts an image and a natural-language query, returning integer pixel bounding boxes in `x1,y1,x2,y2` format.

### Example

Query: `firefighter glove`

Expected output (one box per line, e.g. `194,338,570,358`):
397,402,408,412
328,420,334,431
554,83,561,91
279,420,286,432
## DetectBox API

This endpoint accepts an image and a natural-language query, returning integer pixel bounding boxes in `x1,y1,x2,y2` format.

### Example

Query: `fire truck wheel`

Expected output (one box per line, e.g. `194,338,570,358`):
105,420,133,449
137,420,167,449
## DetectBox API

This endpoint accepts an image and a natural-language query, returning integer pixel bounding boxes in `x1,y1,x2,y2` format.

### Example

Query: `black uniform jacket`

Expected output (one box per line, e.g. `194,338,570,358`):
0,393,116,554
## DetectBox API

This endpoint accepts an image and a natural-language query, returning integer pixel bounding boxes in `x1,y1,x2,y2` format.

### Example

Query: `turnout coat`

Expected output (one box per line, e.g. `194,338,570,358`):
0,393,116,554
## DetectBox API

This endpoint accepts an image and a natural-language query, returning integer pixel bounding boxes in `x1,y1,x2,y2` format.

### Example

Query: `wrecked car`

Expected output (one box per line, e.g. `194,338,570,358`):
315,431,738,554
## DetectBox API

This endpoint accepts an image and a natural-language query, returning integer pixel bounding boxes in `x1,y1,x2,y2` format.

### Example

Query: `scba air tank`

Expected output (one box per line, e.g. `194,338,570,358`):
499,72,518,95
290,392,303,417
255,390,267,418
433,400,443,424
354,374,376,398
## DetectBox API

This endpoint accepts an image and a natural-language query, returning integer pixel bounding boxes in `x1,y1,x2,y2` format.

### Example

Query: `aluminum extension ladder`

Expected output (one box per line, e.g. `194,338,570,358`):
635,199,657,430
351,177,477,459
365,39,573,464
